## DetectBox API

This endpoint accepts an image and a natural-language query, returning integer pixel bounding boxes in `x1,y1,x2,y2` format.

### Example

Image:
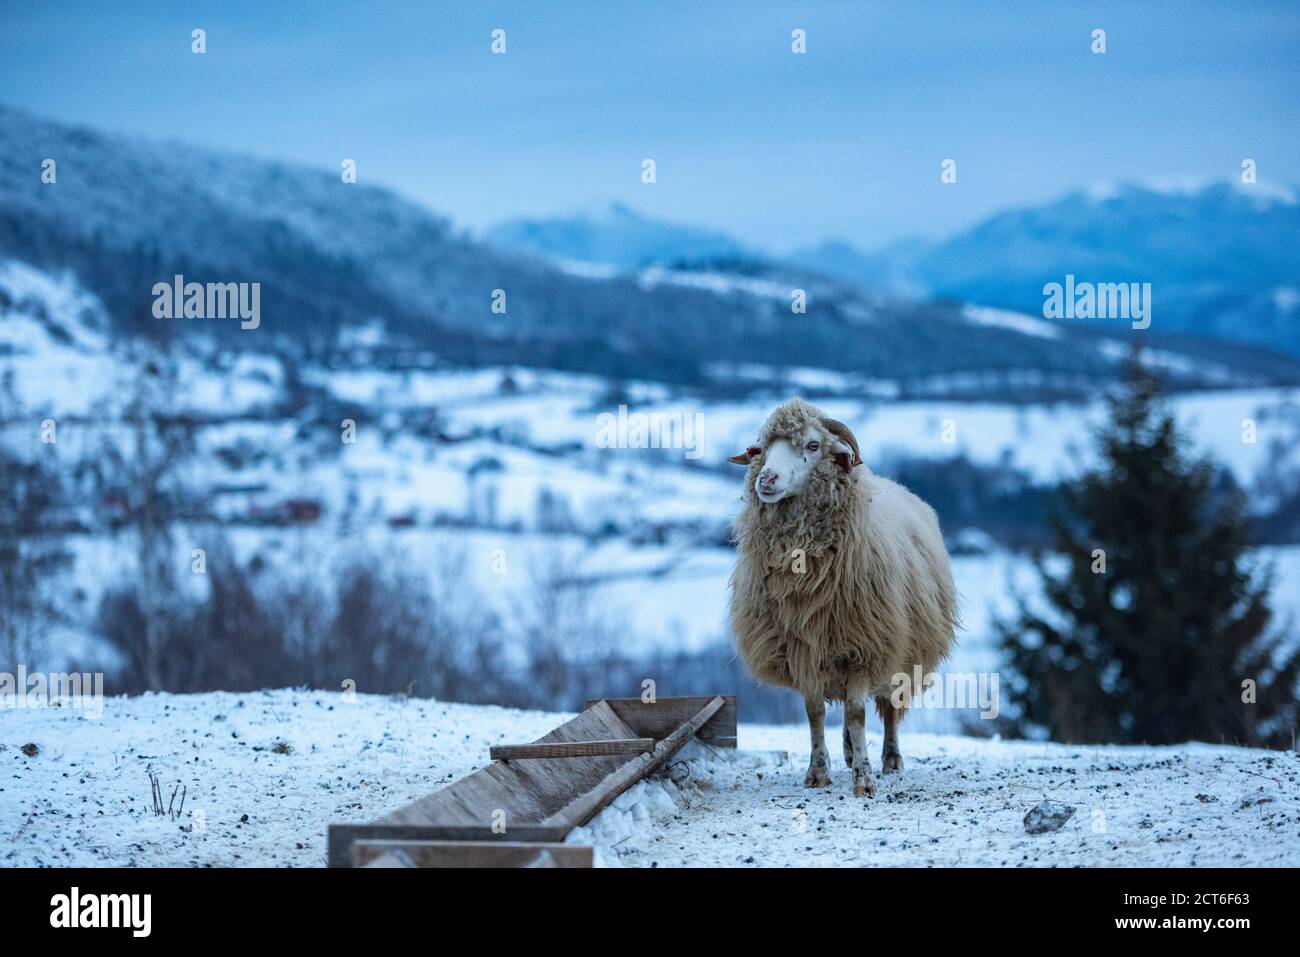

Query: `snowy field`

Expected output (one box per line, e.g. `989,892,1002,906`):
3,689,1297,868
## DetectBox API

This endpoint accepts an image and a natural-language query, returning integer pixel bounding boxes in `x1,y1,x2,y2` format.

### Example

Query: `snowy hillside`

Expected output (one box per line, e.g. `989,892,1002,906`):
6,255,1300,728
6,107,1299,394
3,690,1296,868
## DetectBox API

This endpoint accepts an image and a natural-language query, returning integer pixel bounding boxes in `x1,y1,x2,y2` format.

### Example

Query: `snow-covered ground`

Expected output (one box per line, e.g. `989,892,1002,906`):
582,732,1300,867
0,690,561,867
4,690,1296,868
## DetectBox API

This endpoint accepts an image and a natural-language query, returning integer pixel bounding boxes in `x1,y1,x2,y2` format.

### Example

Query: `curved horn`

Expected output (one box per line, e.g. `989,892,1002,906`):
820,417,861,471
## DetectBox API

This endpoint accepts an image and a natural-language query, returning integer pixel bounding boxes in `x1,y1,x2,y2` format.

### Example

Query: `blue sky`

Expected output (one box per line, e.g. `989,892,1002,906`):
3,1,1298,251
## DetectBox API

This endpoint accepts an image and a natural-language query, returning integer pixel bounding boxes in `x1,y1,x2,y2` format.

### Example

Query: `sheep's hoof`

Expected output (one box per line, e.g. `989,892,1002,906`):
881,750,903,774
804,766,832,788
852,774,878,798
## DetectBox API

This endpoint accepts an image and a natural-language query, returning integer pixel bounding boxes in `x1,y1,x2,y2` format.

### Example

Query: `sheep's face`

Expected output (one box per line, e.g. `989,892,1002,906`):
739,424,854,504
729,400,863,504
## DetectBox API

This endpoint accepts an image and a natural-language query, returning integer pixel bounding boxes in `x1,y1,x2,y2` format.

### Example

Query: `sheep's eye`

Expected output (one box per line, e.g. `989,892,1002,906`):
806,441,820,452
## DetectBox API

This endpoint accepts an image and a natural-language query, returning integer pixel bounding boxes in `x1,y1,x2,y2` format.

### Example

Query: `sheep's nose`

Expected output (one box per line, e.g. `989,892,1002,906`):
758,468,779,488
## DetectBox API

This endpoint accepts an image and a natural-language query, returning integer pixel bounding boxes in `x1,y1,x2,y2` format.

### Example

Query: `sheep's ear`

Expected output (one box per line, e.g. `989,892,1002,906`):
728,446,762,465
829,438,859,473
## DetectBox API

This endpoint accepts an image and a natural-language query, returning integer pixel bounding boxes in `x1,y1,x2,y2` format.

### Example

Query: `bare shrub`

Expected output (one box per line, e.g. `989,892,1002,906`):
94,538,786,720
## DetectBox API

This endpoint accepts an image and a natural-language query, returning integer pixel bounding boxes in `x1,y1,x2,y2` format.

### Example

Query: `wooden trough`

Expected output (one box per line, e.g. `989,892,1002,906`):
327,694,736,867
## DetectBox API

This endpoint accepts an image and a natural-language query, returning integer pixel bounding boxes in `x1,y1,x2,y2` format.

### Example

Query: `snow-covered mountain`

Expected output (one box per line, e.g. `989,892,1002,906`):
790,182,1300,356
488,182,1300,360
486,200,757,270
5,106,1296,397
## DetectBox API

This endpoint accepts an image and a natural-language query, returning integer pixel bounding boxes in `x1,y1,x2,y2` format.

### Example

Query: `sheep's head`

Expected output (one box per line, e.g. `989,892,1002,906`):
727,398,861,504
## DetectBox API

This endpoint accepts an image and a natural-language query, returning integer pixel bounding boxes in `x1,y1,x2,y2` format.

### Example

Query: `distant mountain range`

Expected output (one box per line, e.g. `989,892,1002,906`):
3,105,1299,397
487,201,755,271
489,184,1300,358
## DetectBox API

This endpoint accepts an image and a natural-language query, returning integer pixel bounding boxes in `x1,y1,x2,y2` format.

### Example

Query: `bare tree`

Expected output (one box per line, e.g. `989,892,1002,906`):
0,375,71,667
91,347,196,690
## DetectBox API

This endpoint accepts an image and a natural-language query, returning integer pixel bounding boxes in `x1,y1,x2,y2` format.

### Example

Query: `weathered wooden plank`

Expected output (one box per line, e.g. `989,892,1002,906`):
585,695,737,747
327,824,567,868
353,840,593,868
490,738,655,761
544,695,726,831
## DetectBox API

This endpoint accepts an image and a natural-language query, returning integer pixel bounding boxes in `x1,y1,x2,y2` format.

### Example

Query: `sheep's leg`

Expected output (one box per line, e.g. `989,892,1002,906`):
841,718,854,769
802,695,832,788
875,696,904,773
844,696,877,798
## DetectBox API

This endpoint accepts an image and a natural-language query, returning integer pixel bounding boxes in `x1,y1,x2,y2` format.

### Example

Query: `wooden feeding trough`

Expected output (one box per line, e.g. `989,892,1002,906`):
327,694,736,867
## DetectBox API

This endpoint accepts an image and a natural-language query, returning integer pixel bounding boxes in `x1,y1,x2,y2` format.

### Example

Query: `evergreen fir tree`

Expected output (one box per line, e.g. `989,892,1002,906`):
999,353,1298,747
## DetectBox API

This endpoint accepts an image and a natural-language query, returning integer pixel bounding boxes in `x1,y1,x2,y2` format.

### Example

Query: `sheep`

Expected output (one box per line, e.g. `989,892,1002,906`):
727,397,958,797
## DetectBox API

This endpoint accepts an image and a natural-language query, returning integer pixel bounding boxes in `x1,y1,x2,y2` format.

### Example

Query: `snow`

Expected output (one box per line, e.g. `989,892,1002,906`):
0,261,109,344
556,259,620,280
4,690,1296,867
962,304,1062,340
0,689,562,867
578,731,1300,867
635,265,792,300
0,263,281,418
